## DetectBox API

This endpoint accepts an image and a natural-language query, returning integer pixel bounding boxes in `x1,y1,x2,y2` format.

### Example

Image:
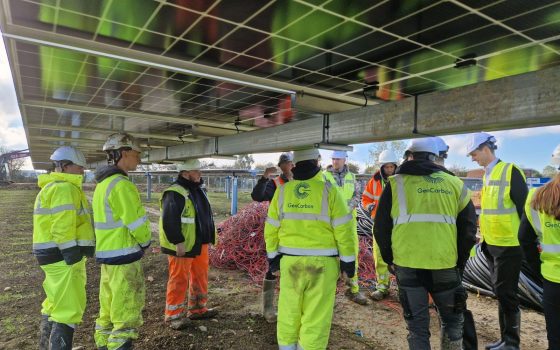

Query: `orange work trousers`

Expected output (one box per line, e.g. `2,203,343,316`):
165,244,210,321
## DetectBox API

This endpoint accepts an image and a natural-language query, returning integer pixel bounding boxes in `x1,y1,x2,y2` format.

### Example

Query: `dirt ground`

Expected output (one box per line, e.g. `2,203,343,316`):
0,188,548,349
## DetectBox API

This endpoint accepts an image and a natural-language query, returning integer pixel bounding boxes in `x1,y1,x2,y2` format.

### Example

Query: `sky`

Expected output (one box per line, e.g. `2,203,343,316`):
0,36,558,173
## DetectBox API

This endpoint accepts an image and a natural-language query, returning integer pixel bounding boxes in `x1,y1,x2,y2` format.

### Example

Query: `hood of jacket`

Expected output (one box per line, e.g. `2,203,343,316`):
37,172,83,189
94,165,128,183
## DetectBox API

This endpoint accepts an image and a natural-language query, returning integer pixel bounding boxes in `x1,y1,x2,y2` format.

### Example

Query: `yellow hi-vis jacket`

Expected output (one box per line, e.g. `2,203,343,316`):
525,189,560,283
93,173,151,264
389,172,471,269
323,169,356,208
264,172,357,262
159,184,197,254
480,162,525,246
33,172,95,265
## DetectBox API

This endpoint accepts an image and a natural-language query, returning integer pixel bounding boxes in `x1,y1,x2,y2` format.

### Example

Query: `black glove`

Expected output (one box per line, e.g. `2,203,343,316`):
339,260,355,279
268,255,282,274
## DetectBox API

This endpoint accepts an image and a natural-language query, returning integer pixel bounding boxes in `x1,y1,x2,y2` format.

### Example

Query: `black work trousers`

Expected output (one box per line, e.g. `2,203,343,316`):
482,243,521,313
544,279,560,350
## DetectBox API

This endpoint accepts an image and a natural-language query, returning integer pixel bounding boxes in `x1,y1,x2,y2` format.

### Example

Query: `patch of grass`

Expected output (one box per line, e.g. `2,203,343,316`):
0,292,23,303
1,316,26,334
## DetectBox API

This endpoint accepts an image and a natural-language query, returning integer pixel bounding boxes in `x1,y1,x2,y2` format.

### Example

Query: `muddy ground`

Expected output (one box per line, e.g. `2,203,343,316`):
0,188,548,349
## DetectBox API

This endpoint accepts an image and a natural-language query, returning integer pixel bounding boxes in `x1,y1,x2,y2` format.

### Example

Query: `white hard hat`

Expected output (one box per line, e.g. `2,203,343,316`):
103,132,142,152
378,149,398,164
465,132,496,155
406,138,439,156
177,159,202,172
331,150,348,159
433,136,449,158
50,146,87,168
552,144,560,166
278,152,293,166
293,148,321,163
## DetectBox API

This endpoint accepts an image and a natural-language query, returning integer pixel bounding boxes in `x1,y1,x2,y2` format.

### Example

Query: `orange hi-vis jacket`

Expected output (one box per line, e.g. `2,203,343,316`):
362,171,385,218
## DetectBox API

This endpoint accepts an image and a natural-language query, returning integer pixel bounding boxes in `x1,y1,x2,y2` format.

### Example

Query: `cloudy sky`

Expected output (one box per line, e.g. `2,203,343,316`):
0,36,557,173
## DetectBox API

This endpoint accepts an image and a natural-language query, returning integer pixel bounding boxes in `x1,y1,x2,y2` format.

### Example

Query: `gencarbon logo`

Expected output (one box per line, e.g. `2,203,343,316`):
423,175,444,184
294,182,311,199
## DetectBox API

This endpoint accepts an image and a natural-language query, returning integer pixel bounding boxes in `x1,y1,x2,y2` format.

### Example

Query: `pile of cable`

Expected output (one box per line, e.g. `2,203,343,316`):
356,203,374,237
462,244,543,311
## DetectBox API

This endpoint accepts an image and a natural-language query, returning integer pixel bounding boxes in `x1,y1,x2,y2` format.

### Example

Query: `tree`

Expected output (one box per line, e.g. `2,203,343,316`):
234,154,255,169
542,165,557,178
363,165,376,174
347,162,360,174
448,164,468,177
0,145,27,181
367,140,406,168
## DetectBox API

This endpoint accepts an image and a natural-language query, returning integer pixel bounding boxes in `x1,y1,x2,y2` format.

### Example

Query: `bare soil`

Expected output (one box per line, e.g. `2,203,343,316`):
0,188,548,349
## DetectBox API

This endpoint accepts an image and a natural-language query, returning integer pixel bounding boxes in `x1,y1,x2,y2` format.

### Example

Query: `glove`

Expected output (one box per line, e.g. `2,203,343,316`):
339,260,355,279
267,255,282,274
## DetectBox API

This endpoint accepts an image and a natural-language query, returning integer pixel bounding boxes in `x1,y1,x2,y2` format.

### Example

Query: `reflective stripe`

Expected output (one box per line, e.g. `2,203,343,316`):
58,240,78,250
77,239,95,247
363,190,379,200
339,255,356,263
33,242,58,249
530,207,543,238
278,246,338,256
266,217,280,227
267,251,279,259
111,328,136,335
482,208,517,215
94,176,125,230
395,175,408,218
540,244,560,253
181,217,195,224
127,215,147,231
282,212,330,223
166,303,185,311
394,214,456,225
459,184,468,205
279,345,297,350
95,245,142,258
34,203,76,215
487,180,510,186
332,213,353,227
278,183,286,219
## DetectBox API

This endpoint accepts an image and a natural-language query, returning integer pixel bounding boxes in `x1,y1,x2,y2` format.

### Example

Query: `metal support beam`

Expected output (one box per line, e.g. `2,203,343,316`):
20,99,255,132
32,135,166,148
143,64,560,161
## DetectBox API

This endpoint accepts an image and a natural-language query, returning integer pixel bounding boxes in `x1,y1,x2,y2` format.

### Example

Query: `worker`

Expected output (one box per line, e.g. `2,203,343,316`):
361,149,398,301
159,159,218,330
251,153,293,323
374,138,477,350
519,144,560,350
92,133,152,350
251,152,294,202
265,148,357,350
466,132,527,350
324,150,367,305
33,146,94,350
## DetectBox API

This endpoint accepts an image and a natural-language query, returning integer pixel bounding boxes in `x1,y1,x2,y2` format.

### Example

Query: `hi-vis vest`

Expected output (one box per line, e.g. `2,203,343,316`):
159,184,197,254
480,162,525,246
93,174,151,264
389,172,470,269
525,189,560,283
264,172,357,262
324,170,356,208
273,176,287,188
362,173,384,218
33,172,95,265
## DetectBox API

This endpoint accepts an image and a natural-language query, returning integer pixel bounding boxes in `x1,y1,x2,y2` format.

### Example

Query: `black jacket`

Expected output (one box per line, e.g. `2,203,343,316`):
251,174,290,202
161,176,215,257
373,160,478,270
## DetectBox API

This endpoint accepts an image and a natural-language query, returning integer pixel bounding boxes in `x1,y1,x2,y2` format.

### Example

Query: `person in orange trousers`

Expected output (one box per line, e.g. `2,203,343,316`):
159,160,217,329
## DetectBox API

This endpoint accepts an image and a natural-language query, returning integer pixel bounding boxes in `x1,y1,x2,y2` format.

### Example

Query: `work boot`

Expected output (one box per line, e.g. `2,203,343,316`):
369,288,389,301
167,317,192,330
441,334,463,350
262,278,277,323
48,322,74,350
493,310,520,350
345,288,369,305
115,339,133,350
189,308,218,320
485,306,506,349
38,315,53,350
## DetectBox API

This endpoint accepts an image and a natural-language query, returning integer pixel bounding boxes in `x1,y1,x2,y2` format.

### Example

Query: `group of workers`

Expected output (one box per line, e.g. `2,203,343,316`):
33,132,217,350
32,129,560,350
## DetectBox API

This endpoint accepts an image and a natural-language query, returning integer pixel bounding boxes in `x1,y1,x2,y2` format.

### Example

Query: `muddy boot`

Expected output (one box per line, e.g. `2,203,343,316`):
262,278,277,323
441,334,463,350
485,306,505,349
48,322,74,350
493,310,520,350
369,288,389,301
189,308,218,320
168,317,192,330
39,315,53,350
345,288,369,305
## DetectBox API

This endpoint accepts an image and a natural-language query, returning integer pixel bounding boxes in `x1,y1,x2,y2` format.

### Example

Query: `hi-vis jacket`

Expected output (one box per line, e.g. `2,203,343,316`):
93,167,151,264
33,172,95,265
264,172,357,262
362,170,385,218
